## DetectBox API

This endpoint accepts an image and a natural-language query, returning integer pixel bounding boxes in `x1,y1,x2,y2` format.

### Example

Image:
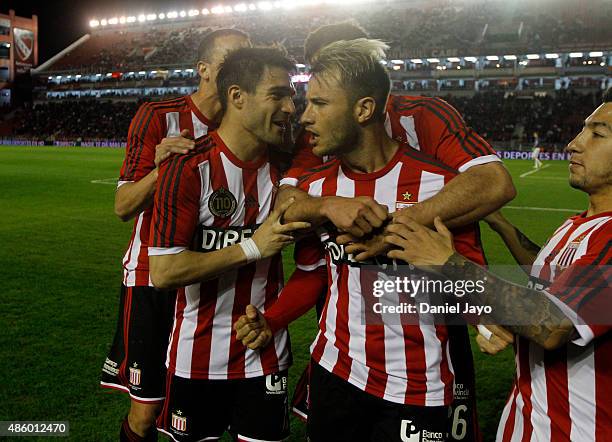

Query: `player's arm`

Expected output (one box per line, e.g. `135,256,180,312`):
483,210,541,267
392,162,514,229
385,218,575,350
114,102,195,221
234,266,327,349
150,198,309,289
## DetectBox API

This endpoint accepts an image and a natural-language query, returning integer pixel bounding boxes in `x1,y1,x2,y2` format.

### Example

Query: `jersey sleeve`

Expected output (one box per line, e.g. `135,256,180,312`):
148,156,201,256
118,102,163,186
391,96,500,172
280,131,323,187
544,230,612,346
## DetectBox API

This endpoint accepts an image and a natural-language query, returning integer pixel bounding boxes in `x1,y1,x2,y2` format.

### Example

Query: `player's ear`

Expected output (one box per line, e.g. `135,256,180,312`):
197,61,210,81
354,96,376,124
228,85,244,110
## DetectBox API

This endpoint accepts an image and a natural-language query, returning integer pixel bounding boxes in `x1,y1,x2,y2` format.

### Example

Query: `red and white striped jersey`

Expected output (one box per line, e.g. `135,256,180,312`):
498,212,612,442
148,132,290,380
297,144,486,406
281,95,500,186
118,95,215,287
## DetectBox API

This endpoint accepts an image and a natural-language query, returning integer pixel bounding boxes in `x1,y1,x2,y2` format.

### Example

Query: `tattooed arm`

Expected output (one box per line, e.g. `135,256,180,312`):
385,217,575,351
484,211,541,268
441,252,575,350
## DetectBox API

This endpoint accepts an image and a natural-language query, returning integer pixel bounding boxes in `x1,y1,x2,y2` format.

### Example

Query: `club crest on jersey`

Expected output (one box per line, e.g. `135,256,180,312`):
171,410,187,432
129,365,141,386
208,188,237,218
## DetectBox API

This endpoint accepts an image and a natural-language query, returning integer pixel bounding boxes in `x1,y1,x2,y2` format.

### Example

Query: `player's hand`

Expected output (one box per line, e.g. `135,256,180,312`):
233,304,273,350
252,197,311,259
337,231,391,261
475,325,513,355
385,216,455,267
154,129,195,167
320,196,388,237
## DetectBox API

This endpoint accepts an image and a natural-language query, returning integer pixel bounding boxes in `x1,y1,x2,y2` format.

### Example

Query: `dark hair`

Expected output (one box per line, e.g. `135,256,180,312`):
216,47,295,114
304,21,369,64
197,28,250,63
604,87,612,103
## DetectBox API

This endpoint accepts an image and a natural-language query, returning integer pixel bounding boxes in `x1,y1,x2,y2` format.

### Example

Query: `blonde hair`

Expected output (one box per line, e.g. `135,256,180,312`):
311,38,391,121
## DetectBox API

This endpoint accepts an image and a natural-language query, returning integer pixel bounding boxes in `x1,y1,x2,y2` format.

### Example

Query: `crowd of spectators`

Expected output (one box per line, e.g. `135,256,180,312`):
45,0,611,73
11,90,601,148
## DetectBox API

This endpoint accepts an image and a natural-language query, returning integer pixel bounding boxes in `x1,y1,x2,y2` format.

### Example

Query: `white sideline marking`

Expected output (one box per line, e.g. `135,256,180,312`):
91,178,117,185
521,176,566,181
504,206,581,213
519,164,550,178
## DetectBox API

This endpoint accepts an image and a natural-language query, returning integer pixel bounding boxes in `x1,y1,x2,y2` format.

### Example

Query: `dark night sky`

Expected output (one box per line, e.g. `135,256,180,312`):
2,0,209,64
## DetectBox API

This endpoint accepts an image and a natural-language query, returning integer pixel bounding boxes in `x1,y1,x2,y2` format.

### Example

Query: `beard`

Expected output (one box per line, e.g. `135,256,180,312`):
314,117,360,157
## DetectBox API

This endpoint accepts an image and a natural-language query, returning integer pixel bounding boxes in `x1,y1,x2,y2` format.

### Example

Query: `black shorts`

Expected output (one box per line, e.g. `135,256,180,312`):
100,284,176,402
157,371,290,442
307,362,449,442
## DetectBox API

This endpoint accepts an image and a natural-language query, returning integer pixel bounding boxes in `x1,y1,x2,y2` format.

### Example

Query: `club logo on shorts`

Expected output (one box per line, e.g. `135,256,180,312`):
265,373,287,395
171,410,187,432
400,420,420,442
129,365,141,386
209,188,237,218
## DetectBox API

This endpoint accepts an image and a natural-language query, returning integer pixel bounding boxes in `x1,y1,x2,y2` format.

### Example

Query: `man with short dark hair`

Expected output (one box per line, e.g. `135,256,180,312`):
100,28,250,442
149,47,308,442
386,87,612,441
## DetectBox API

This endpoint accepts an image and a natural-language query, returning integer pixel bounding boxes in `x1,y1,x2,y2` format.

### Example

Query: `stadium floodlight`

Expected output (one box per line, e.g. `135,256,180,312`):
128,71,134,75
274,1,282,7
67,75,72,79
56,75,62,79
174,69,182,73
75,74,81,78
138,14,146,22
167,11,178,18
106,73,112,76
138,71,146,75
249,3,257,10
569,52,583,58
147,14,157,21
100,19,108,26
188,9,200,16
258,2,274,10
393,65,401,71
464,56,477,62
410,58,423,63
151,70,157,74
380,60,387,65
295,63,306,68
225,6,233,12
447,57,460,63
426,58,440,63
545,53,559,59
235,3,248,11
485,55,499,61
185,68,194,73
108,17,119,25
96,73,102,76
48,76,52,80
601,62,606,66
158,13,165,19
179,10,187,17
89,19,100,27
212,6,225,14
119,16,126,24
127,16,137,23
589,51,603,57
202,8,210,14
519,60,529,66
503,55,517,60
391,59,405,64
526,54,540,59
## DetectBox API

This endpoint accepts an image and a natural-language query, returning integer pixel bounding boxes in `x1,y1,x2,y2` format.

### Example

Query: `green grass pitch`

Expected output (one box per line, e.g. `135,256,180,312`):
0,146,588,441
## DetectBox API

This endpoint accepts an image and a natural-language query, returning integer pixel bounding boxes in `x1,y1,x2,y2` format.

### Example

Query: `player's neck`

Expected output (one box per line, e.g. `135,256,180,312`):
586,188,612,217
342,125,399,174
191,89,222,124
216,121,266,163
